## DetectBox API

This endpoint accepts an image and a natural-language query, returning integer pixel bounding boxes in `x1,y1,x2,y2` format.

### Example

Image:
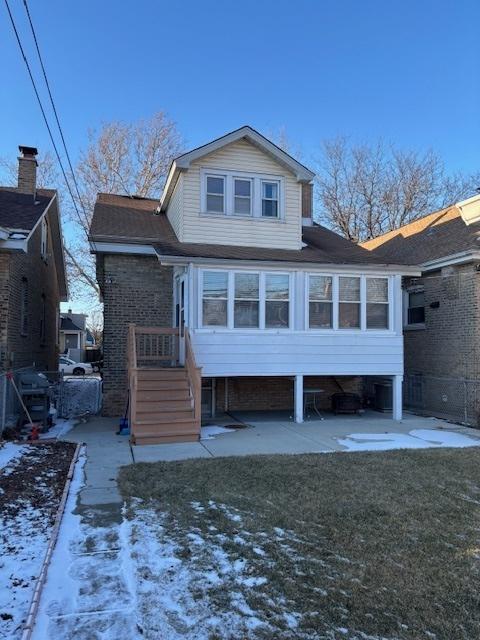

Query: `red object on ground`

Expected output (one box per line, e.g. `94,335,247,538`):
28,424,40,441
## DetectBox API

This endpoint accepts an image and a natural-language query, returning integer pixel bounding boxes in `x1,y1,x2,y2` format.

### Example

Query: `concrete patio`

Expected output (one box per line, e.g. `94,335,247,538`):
61,411,480,506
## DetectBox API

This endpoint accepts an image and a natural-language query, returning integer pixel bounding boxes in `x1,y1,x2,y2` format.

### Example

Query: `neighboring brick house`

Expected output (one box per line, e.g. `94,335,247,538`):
361,195,480,426
0,146,68,373
89,126,418,443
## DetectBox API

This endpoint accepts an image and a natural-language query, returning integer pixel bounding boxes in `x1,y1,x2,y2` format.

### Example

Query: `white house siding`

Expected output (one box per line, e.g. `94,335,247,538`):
166,174,183,240
188,267,405,379
181,139,302,250
191,332,404,377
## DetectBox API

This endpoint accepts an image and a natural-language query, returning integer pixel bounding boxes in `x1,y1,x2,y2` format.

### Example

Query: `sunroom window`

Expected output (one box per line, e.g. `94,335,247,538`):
234,273,259,328
206,176,225,213
309,275,333,328
367,277,389,329
265,274,289,328
261,181,279,218
234,178,252,215
202,271,228,326
339,276,360,329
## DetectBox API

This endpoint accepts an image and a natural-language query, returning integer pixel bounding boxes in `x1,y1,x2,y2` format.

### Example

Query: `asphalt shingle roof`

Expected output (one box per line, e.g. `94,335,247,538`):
361,206,480,264
90,193,408,266
0,188,55,231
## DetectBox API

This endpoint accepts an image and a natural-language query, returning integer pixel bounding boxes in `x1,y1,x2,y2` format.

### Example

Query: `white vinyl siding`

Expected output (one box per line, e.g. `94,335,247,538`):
182,139,302,250
166,174,184,239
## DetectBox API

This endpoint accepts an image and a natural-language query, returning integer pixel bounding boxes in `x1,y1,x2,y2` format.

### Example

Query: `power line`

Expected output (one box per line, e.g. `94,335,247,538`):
3,0,80,216
22,0,89,227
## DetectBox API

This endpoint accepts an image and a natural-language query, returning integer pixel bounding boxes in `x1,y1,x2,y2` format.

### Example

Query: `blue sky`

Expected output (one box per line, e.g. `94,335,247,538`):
1,0,479,311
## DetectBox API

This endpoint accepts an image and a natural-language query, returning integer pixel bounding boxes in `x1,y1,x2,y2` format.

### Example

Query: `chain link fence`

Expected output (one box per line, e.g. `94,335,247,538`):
0,369,102,437
404,373,480,427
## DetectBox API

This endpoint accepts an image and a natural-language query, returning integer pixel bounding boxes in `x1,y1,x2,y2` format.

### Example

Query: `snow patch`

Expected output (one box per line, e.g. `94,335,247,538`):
0,442,26,471
39,419,77,440
200,425,235,440
337,429,480,452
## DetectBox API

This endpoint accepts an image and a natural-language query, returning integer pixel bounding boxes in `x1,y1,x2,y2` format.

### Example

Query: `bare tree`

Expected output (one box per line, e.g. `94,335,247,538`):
0,150,59,189
87,309,103,347
65,111,183,298
315,137,480,242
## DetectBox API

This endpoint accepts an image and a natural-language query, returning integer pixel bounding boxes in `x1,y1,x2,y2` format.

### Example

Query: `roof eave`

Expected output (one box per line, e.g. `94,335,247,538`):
155,251,421,274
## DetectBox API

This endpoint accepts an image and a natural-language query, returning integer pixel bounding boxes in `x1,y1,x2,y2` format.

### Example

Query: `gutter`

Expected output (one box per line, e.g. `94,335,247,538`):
155,252,422,275
420,250,480,272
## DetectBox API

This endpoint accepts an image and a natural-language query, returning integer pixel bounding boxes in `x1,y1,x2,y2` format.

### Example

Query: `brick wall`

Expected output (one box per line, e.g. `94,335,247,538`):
0,217,60,372
100,254,173,416
213,375,362,414
404,264,480,424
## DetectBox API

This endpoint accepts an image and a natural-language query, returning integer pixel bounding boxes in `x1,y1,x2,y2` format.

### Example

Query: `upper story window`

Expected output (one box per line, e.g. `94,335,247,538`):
206,176,225,214
234,178,252,215
21,277,28,336
40,217,48,259
261,181,279,218
201,169,284,219
406,289,425,325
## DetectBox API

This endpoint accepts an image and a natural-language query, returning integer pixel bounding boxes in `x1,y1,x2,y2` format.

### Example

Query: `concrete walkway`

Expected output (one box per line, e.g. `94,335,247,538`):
63,411,480,507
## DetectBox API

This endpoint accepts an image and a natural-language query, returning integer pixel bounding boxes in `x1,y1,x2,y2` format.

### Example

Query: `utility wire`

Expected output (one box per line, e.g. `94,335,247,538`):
3,0,81,219
22,0,92,234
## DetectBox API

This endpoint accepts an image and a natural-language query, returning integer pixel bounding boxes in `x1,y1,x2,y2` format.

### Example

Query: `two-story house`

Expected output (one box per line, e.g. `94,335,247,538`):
362,195,480,426
0,146,68,373
89,127,419,444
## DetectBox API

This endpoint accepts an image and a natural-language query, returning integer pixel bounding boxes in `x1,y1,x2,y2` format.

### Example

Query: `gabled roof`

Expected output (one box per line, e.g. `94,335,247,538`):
0,187,68,300
0,187,55,230
160,126,316,212
60,317,82,332
90,193,419,271
361,205,480,267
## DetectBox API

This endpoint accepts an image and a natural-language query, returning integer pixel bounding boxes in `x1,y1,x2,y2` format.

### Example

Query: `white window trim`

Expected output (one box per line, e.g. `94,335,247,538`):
305,274,393,333
40,217,48,260
233,176,253,216
205,173,226,214
199,268,293,331
200,168,285,220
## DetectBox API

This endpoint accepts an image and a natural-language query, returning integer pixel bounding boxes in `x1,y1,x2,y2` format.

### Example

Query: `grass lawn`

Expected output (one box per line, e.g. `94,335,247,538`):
119,449,480,639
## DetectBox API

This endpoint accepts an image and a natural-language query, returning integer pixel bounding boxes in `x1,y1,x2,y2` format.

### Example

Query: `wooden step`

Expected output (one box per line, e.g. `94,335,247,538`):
136,368,187,382
136,388,191,402
136,399,193,413
136,380,190,392
135,412,195,425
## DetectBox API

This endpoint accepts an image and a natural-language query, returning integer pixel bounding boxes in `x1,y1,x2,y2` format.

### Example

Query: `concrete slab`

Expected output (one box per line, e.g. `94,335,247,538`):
132,441,213,462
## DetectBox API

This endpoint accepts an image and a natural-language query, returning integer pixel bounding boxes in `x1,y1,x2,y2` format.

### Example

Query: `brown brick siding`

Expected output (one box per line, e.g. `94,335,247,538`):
213,375,362,414
101,254,173,416
404,264,480,424
0,217,60,372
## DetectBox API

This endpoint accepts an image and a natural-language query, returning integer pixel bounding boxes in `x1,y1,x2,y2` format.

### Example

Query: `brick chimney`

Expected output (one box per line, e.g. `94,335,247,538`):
301,182,313,226
17,145,38,198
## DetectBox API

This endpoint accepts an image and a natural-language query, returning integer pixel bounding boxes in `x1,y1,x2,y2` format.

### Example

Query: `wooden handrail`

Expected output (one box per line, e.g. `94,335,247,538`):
185,327,202,426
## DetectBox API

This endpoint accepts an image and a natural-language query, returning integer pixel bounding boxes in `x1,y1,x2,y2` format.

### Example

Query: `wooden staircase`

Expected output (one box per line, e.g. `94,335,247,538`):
127,325,201,445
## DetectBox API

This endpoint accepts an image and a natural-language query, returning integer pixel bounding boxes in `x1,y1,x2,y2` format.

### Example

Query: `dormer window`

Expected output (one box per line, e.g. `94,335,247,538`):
206,175,225,213
234,178,252,215
201,169,284,219
261,181,279,218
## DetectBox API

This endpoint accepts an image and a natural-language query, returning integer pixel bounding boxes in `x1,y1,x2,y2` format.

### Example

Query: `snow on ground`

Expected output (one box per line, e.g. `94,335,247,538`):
0,442,26,471
337,429,480,452
60,377,101,418
200,425,235,440
39,419,77,440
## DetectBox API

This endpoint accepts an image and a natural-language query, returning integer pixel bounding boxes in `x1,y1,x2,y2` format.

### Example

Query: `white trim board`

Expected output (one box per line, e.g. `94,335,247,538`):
89,241,156,255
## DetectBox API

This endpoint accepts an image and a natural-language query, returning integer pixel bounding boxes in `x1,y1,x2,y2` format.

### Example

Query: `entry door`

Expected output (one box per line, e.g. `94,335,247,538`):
176,275,186,364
